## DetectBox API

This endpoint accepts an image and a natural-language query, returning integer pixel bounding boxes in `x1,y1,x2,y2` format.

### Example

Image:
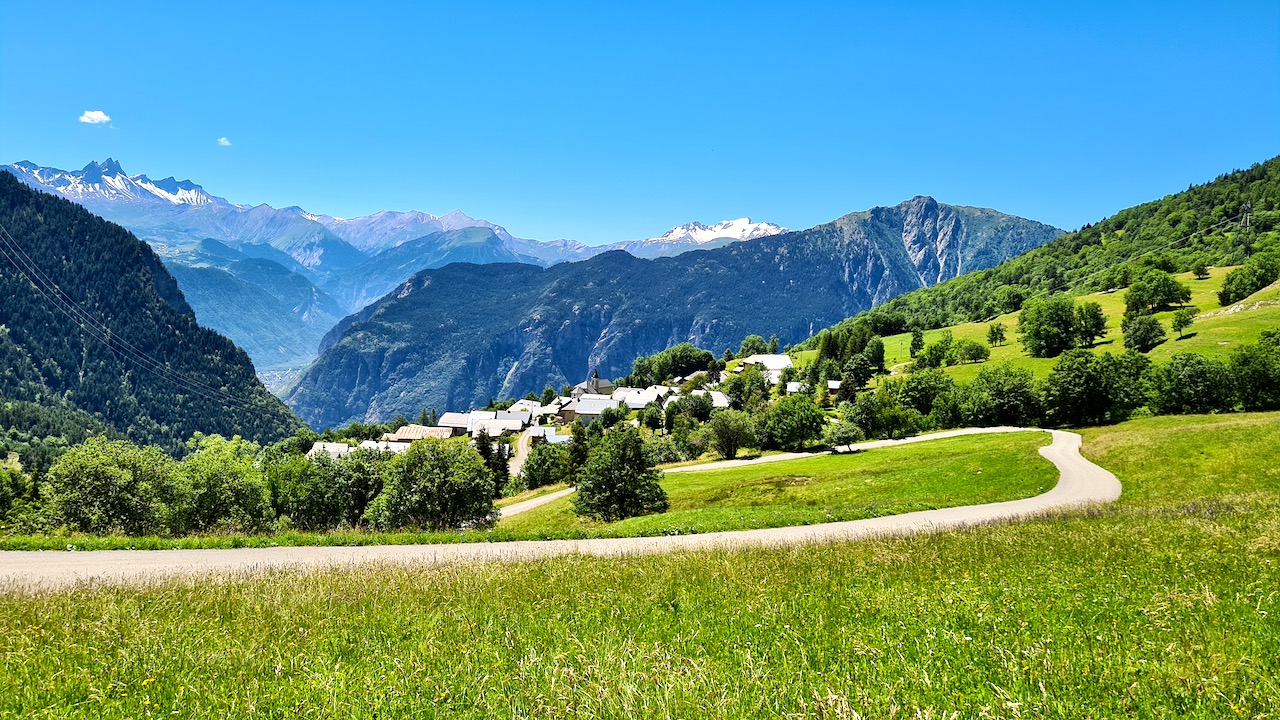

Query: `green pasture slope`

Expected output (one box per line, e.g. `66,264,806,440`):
499,432,1053,536
856,267,1279,383
2,412,1277,718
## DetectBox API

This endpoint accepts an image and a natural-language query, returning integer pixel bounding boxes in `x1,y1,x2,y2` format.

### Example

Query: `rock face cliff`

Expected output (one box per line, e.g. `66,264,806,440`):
286,197,1063,427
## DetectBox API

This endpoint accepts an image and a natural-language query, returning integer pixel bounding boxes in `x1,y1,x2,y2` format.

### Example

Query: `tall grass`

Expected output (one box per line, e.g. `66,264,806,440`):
1,413,1277,717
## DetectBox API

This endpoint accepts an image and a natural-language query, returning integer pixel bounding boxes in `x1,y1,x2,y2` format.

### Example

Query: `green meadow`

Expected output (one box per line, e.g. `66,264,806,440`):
498,432,1053,536
867,267,1280,382
1,412,1277,718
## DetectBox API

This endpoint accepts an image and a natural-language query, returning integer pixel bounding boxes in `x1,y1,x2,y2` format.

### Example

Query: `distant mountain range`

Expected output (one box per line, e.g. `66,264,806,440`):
286,196,1065,427
4,159,787,384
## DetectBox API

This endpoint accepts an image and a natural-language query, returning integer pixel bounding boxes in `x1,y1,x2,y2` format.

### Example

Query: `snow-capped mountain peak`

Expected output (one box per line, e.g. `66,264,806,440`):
4,159,227,207
597,217,787,258
654,217,786,245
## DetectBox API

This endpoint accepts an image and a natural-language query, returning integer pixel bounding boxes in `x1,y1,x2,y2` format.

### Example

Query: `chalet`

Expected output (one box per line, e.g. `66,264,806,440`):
494,410,532,426
556,399,579,423
509,399,553,418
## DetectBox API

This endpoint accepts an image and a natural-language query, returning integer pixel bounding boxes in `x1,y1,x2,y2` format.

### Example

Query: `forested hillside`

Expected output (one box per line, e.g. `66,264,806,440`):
815,158,1280,337
0,173,302,470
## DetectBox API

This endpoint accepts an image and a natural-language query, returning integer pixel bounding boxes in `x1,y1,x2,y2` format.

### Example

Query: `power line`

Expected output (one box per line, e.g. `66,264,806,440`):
0,219,264,409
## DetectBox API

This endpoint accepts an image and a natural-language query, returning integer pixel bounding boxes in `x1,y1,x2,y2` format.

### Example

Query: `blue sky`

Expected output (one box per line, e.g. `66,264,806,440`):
2,1,1277,244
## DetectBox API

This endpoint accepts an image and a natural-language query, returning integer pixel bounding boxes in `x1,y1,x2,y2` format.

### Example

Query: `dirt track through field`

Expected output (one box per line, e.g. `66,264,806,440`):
0,427,1120,591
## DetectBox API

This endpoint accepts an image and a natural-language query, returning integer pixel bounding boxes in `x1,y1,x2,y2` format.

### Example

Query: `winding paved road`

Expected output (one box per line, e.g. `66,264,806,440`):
0,428,1120,591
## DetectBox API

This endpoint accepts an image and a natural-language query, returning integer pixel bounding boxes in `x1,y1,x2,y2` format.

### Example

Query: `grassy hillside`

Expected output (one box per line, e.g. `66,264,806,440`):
808,157,1280,340
3,412,1276,718
871,267,1279,383
499,432,1053,536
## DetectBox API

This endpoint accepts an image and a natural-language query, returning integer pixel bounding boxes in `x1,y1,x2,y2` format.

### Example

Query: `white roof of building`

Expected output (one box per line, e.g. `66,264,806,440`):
620,388,662,409
578,393,613,402
472,418,524,437
785,381,804,394
306,442,353,460
611,387,637,401
495,410,531,425
692,389,730,408
828,380,842,390
575,397,621,416
359,440,411,453
509,399,542,412
742,354,794,371
382,424,453,441
437,412,471,429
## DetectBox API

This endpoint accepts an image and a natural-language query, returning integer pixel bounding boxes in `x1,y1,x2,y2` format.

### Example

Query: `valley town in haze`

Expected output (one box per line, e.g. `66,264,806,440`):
1,2,1278,717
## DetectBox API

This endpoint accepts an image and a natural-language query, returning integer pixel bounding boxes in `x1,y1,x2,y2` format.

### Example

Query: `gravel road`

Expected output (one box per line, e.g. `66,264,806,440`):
0,428,1120,591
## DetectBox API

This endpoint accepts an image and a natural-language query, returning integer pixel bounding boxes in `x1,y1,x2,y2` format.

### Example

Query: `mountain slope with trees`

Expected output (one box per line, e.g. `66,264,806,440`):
0,173,302,467
812,157,1280,338
287,197,1062,427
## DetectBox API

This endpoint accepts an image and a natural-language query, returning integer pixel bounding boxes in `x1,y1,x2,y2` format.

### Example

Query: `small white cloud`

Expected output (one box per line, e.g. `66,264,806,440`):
217,137,232,147
79,110,111,125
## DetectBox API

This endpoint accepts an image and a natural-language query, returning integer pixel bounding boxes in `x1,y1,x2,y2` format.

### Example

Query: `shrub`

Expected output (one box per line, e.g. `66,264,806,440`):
365,439,495,531
1074,301,1108,346
759,395,827,451
1042,350,1150,426
572,429,668,522
1229,342,1280,411
1171,308,1197,338
1147,353,1235,415
968,362,1043,426
519,442,569,489
0,463,30,520
1122,314,1166,353
891,368,955,416
643,435,687,466
986,322,1007,346
266,448,388,531
953,339,991,364
266,453,351,531
912,331,954,369
42,437,184,536
823,418,865,450
1218,252,1280,305
706,409,757,460
848,389,925,440
179,434,270,533
1019,296,1077,358
1125,270,1191,314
